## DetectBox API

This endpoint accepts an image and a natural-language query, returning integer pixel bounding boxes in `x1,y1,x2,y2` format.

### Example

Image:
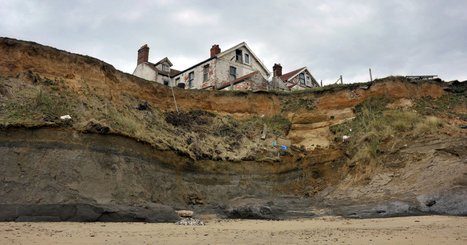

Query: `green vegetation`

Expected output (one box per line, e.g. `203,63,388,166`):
0,74,292,162
329,93,458,167
413,94,467,120
2,72,463,164
281,97,316,112
240,114,291,136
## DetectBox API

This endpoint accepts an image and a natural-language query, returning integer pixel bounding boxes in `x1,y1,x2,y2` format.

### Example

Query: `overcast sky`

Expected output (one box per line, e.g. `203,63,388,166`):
1,0,466,85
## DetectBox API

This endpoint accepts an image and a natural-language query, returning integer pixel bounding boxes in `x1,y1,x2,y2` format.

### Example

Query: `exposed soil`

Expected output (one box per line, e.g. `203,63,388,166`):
1,37,467,222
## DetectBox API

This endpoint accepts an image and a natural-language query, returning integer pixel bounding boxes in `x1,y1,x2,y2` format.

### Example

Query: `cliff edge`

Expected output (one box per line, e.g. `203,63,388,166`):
1,37,467,221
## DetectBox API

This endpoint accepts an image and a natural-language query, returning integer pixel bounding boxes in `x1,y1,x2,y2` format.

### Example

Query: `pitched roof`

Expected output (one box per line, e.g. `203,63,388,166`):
175,42,271,77
217,42,271,76
216,71,258,90
279,67,306,82
153,57,173,67
144,62,180,77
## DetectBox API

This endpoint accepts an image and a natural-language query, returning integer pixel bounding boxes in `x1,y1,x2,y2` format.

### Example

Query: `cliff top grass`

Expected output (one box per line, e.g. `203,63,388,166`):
330,87,467,168
0,73,291,162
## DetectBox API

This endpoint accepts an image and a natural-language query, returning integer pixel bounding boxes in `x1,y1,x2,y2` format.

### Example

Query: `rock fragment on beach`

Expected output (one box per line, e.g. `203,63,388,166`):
175,218,205,226
175,210,194,217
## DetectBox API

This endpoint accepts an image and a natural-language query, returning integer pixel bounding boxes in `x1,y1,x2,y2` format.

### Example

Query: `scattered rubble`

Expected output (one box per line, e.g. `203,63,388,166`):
175,218,205,226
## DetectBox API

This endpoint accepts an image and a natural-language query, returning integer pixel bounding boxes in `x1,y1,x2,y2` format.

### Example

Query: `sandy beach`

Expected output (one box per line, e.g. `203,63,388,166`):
0,215,466,244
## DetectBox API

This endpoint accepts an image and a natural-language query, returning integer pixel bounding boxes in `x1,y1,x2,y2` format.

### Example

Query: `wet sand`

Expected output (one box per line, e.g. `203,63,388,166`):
0,215,466,244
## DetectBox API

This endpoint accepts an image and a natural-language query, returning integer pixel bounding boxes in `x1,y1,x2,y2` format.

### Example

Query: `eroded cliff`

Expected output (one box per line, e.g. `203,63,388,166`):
1,37,467,221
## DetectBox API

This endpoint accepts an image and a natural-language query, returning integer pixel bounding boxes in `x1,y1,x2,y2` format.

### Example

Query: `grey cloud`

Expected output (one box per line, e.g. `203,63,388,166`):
0,0,465,84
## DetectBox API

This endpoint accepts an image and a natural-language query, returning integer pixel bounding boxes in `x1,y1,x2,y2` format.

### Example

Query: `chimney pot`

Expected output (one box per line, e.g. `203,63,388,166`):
210,44,221,58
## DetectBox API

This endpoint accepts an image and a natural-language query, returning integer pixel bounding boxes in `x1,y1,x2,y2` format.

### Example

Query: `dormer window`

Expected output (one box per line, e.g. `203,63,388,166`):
162,64,169,72
244,53,250,64
235,49,242,63
306,75,311,86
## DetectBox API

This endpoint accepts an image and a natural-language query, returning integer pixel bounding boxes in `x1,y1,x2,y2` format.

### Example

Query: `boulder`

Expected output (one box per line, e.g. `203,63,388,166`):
176,210,194,217
222,198,284,220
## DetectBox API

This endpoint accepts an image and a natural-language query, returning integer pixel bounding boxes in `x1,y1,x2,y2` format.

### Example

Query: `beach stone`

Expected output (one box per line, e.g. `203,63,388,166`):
176,210,194,217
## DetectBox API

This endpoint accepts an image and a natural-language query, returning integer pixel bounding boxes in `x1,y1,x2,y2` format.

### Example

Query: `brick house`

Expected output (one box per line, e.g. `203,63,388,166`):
133,42,270,91
132,45,181,86
272,63,320,91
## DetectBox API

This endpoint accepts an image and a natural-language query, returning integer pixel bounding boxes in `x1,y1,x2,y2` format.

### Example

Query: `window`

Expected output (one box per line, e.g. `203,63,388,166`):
235,49,242,63
203,64,209,81
162,64,169,72
230,66,236,81
189,72,194,87
244,53,250,64
163,80,169,86
306,75,311,86
175,78,180,85
299,73,305,84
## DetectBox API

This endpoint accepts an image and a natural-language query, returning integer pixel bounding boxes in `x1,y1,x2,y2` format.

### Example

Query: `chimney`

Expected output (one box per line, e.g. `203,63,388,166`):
273,63,282,77
210,44,221,57
137,44,150,65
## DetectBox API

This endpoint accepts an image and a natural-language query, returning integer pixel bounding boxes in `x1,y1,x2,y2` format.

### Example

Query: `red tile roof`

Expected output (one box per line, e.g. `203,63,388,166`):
216,71,258,90
279,67,305,82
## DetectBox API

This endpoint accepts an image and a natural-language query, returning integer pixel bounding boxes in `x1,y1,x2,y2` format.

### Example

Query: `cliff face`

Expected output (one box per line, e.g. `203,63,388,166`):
0,37,447,149
0,127,345,205
1,37,466,221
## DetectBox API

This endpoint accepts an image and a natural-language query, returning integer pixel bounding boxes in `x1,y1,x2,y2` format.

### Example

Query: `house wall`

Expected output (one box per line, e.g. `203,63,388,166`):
217,47,269,80
173,59,217,89
221,73,268,91
269,77,290,91
155,44,270,90
289,76,311,91
172,47,268,90
287,70,320,91
133,63,156,81
305,70,320,88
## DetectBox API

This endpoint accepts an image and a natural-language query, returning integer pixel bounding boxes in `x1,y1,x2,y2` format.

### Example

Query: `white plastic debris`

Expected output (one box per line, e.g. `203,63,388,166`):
349,129,352,132
342,135,350,142
60,115,72,120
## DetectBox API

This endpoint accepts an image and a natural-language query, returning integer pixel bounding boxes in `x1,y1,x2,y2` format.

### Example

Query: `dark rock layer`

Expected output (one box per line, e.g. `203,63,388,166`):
1,127,467,221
